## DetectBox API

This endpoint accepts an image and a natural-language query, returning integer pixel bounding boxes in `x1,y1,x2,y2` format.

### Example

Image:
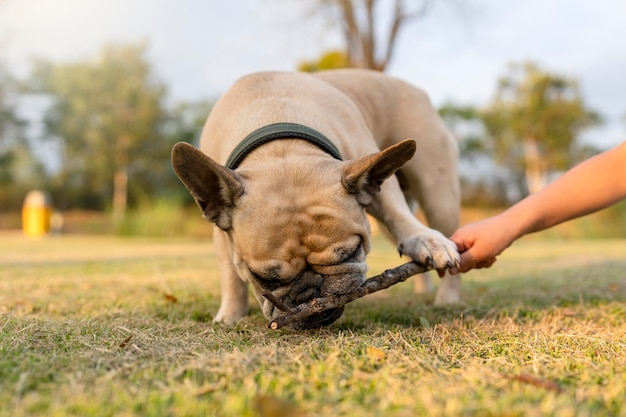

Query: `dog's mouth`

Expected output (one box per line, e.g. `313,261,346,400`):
260,268,363,329
290,305,345,330
282,281,344,330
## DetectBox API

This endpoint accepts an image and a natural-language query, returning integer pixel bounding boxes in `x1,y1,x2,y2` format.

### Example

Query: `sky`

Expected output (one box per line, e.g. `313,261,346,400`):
1,0,625,149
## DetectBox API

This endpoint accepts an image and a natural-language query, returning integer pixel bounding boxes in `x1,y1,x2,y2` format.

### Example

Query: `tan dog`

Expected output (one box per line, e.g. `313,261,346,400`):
172,69,461,329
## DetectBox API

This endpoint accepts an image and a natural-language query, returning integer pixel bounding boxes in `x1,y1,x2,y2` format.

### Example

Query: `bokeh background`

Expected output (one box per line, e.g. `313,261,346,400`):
1,0,625,236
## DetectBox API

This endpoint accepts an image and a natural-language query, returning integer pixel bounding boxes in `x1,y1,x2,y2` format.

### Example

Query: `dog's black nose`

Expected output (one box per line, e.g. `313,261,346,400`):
284,270,324,306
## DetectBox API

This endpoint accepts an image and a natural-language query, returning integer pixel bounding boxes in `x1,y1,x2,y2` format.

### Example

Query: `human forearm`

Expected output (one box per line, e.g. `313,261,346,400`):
506,141,626,237
450,142,626,274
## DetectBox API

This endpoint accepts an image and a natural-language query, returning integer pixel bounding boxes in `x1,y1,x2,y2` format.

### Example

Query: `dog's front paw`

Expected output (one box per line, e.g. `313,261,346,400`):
214,304,248,325
398,230,460,270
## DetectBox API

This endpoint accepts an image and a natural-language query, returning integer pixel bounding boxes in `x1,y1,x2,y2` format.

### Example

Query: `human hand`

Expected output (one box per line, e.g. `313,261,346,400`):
447,215,516,274
449,240,497,274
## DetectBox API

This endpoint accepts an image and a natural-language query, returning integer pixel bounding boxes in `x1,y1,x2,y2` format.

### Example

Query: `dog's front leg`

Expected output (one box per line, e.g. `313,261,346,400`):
213,229,249,324
369,178,460,271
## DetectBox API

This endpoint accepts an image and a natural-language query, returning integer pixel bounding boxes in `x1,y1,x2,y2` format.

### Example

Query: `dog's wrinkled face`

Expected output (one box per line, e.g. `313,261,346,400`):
171,139,416,329
229,160,371,328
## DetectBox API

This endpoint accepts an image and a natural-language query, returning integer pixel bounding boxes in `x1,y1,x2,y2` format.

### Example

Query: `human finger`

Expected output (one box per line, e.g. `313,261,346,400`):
450,250,477,274
475,257,497,269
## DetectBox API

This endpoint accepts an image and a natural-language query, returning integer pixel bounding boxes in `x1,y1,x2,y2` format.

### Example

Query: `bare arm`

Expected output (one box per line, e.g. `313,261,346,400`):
450,141,626,273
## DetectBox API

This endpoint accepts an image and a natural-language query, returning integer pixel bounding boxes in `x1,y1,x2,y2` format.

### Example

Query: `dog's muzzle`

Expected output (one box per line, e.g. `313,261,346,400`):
261,268,365,329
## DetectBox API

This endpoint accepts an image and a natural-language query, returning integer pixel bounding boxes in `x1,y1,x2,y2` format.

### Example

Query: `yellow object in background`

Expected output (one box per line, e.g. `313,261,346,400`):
22,190,52,237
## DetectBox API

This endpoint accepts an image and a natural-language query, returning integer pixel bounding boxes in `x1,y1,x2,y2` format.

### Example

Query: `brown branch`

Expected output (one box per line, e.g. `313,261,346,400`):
380,0,434,70
261,290,291,312
339,0,363,67
362,0,376,69
267,261,430,330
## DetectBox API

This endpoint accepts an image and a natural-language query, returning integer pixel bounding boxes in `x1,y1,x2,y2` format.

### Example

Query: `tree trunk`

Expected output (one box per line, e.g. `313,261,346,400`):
112,134,130,224
523,137,547,194
112,167,128,224
334,0,435,71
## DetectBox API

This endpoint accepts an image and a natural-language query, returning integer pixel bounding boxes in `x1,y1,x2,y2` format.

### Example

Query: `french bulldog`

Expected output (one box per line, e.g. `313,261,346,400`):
171,69,461,329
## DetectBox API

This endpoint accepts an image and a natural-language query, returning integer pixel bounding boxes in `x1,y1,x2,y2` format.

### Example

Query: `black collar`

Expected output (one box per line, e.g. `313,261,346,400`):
225,122,342,169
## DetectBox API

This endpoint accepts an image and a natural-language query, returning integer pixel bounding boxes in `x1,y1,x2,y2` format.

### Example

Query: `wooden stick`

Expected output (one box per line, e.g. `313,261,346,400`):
261,290,291,312
266,261,430,330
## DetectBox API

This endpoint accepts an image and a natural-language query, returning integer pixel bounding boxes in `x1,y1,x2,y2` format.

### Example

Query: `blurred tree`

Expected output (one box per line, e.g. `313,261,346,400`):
0,66,24,185
163,100,213,146
299,50,350,72
0,65,46,210
439,102,514,206
439,102,484,156
130,99,213,206
482,62,600,195
312,0,438,71
29,43,166,222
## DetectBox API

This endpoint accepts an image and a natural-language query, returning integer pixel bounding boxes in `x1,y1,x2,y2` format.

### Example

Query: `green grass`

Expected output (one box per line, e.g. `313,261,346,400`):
1,234,625,416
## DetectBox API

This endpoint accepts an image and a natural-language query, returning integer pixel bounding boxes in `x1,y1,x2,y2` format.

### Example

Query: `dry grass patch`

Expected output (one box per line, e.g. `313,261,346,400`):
1,235,625,416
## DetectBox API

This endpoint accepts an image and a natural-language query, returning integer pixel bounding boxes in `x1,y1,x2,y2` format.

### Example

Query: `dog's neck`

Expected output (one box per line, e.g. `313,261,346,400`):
226,122,342,170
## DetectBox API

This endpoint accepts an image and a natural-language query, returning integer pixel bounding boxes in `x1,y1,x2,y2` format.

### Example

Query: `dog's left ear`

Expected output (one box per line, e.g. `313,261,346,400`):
342,139,416,205
171,142,244,230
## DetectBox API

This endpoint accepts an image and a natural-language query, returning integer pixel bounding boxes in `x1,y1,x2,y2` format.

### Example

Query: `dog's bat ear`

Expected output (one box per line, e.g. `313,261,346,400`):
171,142,244,230
341,139,416,206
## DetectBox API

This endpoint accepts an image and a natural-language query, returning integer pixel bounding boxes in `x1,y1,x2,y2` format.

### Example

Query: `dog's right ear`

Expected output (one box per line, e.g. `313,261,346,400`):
341,139,416,206
171,142,244,230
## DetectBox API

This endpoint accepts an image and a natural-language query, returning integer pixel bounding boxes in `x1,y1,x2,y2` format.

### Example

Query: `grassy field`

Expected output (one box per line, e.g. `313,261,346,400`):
1,233,625,417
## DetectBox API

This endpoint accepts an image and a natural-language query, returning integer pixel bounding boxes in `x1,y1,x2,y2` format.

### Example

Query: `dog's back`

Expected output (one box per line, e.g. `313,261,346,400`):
200,71,375,163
